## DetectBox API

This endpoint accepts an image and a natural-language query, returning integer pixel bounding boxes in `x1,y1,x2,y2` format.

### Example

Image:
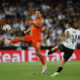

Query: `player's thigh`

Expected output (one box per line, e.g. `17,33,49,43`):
23,36,32,43
58,44,64,52
63,50,74,62
32,39,41,50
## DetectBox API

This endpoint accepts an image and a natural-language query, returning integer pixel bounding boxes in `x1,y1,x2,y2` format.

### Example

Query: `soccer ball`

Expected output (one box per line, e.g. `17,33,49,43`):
3,24,11,31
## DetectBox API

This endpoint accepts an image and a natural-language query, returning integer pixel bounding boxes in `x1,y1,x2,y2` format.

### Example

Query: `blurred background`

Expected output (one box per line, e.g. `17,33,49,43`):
0,1,80,79
0,0,80,49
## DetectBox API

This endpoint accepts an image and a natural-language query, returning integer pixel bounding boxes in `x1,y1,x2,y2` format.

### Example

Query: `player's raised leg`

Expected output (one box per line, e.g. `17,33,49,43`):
4,36,31,44
47,45,58,57
4,37,23,44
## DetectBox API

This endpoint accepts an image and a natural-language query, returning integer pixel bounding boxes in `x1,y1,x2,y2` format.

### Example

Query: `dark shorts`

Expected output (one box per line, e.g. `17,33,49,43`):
24,36,41,50
58,44,74,61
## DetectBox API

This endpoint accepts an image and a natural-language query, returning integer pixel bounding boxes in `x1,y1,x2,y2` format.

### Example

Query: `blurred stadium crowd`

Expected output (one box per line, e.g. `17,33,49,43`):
0,0,80,47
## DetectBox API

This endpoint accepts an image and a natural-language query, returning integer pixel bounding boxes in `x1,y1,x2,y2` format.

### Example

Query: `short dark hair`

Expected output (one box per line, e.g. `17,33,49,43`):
35,8,43,14
66,23,72,27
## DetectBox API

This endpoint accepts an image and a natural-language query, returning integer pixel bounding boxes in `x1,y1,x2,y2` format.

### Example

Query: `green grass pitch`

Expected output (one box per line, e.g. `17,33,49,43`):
0,61,80,80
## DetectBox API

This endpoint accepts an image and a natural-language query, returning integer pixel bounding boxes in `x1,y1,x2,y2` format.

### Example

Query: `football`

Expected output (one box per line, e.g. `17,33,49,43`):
3,24,11,31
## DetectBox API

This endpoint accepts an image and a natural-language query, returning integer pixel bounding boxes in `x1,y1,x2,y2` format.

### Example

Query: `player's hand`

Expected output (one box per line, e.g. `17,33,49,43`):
24,31,27,34
29,20,33,24
4,39,10,44
24,28,30,34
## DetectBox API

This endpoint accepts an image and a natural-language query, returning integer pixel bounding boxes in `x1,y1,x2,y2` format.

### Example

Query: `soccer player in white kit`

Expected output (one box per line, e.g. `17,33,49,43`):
47,24,80,77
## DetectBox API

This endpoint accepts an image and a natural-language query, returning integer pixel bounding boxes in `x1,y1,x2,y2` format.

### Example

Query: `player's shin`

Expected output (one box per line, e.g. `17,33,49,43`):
56,58,65,73
10,38,20,43
56,66,63,73
38,54,47,74
36,50,45,65
36,50,47,74
38,54,45,65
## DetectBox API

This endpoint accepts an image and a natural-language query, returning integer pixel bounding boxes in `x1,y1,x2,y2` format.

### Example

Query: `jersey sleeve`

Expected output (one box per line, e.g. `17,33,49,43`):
78,31,80,41
65,29,69,35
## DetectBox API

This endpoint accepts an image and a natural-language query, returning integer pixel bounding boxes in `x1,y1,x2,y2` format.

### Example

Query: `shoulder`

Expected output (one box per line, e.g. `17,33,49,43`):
41,17,44,20
65,29,70,33
77,30,80,34
40,17,45,21
77,29,80,32
65,28,73,32
40,18,45,23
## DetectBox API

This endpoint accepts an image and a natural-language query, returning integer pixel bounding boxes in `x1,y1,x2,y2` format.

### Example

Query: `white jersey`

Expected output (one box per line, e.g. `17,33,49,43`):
62,28,80,50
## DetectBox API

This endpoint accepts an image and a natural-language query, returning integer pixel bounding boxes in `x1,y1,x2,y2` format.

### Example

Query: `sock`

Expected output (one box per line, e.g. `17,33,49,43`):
10,38,20,43
48,48,58,55
39,54,46,66
48,50,53,55
56,66,63,73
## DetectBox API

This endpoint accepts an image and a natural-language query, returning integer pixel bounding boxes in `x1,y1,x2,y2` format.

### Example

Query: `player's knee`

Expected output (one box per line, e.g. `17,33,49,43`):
35,50,40,56
36,52,40,56
19,37,24,41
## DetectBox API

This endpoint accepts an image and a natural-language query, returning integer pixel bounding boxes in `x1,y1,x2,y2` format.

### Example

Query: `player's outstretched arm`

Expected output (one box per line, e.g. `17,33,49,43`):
29,19,44,28
31,22,43,28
